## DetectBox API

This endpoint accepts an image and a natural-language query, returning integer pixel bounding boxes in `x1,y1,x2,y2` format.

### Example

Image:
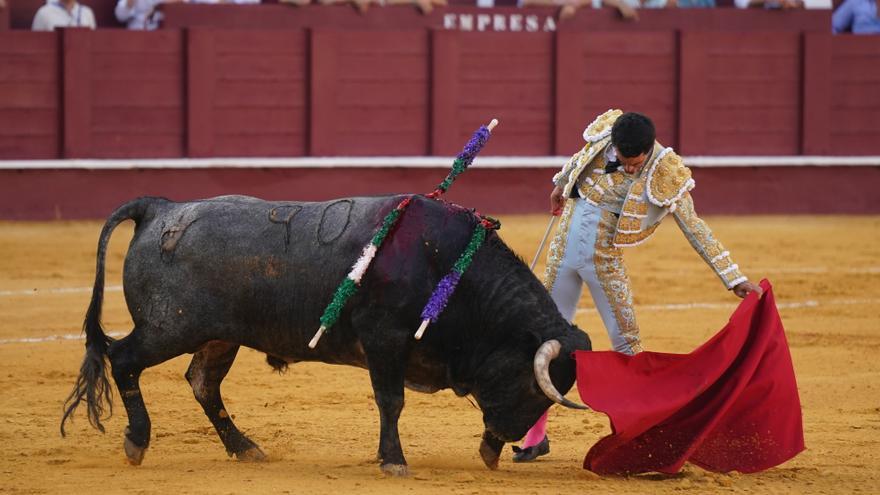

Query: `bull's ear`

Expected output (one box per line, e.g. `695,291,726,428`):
565,325,593,353
561,325,593,353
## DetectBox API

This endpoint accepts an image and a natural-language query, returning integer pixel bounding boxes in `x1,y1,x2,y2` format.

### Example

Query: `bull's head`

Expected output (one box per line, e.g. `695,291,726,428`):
470,329,590,468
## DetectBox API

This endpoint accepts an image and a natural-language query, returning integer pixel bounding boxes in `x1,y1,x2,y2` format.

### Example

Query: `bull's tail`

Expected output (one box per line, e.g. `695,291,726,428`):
61,197,159,436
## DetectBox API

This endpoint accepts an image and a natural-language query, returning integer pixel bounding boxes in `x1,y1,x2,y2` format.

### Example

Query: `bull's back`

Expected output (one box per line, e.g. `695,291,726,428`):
122,196,393,344
120,194,474,359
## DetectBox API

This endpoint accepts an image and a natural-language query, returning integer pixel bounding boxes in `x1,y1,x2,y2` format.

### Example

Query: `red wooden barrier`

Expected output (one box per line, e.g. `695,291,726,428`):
160,5,828,32
188,29,308,157
803,33,832,155
313,29,430,155
62,28,91,158
438,32,555,155
62,29,184,158
706,32,802,156
1,3,9,30
830,36,880,154
1,7,879,160
562,31,678,153
0,32,59,158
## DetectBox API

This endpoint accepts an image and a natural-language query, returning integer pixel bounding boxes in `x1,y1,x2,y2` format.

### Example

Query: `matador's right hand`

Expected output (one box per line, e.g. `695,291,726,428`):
733,280,764,298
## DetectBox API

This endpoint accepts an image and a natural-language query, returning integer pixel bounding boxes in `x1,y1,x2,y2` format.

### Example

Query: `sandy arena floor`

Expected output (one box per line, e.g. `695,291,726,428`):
0,214,878,494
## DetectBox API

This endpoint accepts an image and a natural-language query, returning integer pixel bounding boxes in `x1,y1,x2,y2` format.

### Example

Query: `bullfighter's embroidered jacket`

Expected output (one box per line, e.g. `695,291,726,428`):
552,109,747,290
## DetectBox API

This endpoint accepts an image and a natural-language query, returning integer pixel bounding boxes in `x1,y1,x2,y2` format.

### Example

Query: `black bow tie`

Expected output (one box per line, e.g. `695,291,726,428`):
604,160,621,174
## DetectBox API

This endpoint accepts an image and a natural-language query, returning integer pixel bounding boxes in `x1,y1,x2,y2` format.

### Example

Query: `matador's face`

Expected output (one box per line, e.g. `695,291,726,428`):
616,150,648,175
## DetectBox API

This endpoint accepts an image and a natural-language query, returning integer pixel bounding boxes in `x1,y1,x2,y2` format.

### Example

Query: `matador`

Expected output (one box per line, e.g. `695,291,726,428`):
511,110,763,462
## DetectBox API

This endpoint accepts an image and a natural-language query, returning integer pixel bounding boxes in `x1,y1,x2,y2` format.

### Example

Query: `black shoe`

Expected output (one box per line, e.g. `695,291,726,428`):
511,435,550,462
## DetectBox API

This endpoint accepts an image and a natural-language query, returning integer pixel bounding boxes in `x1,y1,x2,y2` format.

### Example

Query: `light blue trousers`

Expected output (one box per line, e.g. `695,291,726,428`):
547,199,641,355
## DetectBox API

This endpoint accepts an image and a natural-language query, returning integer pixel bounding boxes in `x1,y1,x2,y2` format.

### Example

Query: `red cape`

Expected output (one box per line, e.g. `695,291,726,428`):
575,280,804,475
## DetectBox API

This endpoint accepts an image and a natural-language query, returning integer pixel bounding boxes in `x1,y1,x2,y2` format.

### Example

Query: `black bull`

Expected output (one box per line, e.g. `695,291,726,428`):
61,194,592,475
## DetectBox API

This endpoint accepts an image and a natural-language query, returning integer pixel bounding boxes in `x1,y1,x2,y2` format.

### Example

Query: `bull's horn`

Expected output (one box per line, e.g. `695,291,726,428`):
533,340,589,410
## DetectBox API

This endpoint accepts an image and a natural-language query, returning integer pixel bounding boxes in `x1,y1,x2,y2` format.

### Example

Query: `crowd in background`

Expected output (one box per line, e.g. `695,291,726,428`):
5,0,876,34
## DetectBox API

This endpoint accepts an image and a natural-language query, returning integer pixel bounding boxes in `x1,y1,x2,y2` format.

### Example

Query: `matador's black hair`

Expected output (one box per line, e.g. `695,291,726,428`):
611,112,656,158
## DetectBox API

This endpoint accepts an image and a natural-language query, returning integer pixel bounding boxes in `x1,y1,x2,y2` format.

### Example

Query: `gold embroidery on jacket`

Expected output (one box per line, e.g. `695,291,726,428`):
613,225,661,247
605,171,625,188
584,187,603,206
617,215,642,233
713,256,733,272
621,198,648,217
577,163,606,201
629,181,644,197
562,139,608,199
595,210,642,354
704,244,722,261
722,270,745,287
554,145,590,186
671,192,746,289
584,109,623,142
647,150,694,207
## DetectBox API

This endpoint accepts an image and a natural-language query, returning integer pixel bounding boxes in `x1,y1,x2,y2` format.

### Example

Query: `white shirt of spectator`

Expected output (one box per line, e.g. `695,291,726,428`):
32,0,97,30
115,0,164,30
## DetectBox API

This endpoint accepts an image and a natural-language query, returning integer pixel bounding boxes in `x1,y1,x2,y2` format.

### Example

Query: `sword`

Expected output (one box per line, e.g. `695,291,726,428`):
529,213,558,271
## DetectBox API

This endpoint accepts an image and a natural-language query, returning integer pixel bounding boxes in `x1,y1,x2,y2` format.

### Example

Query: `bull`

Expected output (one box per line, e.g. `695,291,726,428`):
61,194,591,475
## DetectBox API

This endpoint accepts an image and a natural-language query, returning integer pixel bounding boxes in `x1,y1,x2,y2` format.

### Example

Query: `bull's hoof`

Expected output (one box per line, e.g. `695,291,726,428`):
380,463,409,477
123,436,147,466
235,446,267,462
479,439,500,470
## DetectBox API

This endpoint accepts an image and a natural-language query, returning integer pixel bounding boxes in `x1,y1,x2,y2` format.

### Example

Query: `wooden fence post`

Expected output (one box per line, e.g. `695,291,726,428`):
678,31,708,156
309,29,338,156
62,28,91,158
430,29,459,156
187,28,215,157
801,33,832,155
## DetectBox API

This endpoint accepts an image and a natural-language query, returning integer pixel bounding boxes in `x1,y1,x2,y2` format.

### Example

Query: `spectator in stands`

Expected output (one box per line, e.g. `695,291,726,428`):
395,0,448,14
115,0,174,30
117,0,262,30
832,0,880,33
317,0,446,14
734,0,803,8
520,0,674,21
676,0,715,6
32,0,97,30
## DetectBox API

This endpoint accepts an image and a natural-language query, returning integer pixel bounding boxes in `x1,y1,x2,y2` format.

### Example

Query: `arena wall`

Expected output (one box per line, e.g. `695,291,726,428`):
1,7,878,218
1,8,874,159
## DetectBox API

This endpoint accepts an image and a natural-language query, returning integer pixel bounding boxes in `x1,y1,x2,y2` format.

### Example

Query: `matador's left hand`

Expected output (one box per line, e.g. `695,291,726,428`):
733,280,763,299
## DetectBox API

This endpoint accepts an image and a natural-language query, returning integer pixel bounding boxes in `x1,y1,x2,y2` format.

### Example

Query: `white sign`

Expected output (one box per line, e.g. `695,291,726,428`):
443,13,557,32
